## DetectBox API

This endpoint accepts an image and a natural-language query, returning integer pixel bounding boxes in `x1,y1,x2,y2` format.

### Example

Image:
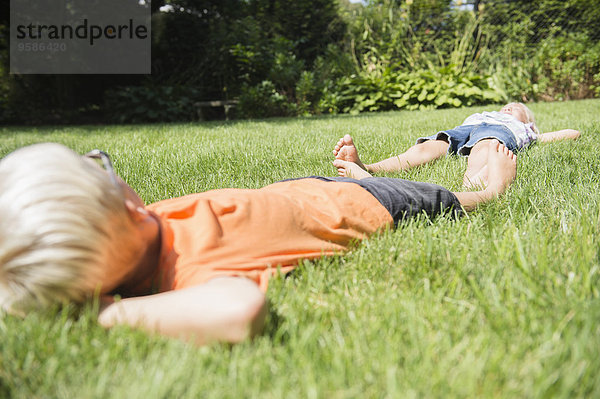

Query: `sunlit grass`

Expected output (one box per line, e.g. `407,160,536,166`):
1,99,599,398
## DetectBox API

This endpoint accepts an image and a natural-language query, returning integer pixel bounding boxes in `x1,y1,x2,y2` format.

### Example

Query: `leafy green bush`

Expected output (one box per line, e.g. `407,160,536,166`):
237,80,297,119
323,66,505,114
592,72,600,98
104,86,200,123
346,0,465,72
0,64,12,123
230,36,309,118
535,33,600,101
490,61,542,103
295,71,323,116
489,33,600,103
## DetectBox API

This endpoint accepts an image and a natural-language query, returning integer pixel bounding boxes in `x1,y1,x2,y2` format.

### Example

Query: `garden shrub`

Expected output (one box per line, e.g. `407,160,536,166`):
295,71,323,116
3,0,599,124
490,60,542,103
237,81,297,119
593,72,600,98
488,33,600,103
534,33,600,101
104,86,200,123
323,65,505,114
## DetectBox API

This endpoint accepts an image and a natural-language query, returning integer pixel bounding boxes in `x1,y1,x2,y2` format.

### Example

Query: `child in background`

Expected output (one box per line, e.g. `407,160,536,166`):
332,102,580,186
0,142,516,345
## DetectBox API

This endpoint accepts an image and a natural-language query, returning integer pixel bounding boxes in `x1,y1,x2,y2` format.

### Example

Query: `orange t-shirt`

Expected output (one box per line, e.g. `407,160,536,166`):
146,178,393,292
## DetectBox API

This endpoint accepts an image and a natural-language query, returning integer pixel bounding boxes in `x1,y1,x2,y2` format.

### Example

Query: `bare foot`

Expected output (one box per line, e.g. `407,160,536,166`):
332,159,372,180
463,165,488,189
484,141,517,197
332,135,367,170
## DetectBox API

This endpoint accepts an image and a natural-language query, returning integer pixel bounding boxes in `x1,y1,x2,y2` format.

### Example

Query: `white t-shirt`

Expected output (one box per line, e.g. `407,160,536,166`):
461,111,538,149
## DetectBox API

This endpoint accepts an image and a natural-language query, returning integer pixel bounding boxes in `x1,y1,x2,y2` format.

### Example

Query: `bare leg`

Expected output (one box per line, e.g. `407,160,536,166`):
368,140,449,173
453,141,517,211
463,139,499,189
332,134,449,175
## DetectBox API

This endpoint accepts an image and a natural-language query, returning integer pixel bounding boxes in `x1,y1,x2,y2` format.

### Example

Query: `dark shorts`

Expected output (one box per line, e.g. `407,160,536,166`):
416,123,518,156
303,176,463,226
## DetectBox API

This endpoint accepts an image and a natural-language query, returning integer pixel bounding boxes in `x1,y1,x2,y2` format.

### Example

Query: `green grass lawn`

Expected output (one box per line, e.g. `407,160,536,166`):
1,99,599,398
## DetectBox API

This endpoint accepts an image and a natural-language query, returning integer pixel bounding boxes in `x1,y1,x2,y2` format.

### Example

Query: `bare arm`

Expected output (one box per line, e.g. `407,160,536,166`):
98,277,266,345
537,129,580,143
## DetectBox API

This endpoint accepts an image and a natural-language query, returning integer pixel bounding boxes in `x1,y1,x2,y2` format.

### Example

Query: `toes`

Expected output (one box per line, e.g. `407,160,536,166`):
490,140,500,153
343,134,354,146
333,143,343,157
332,160,346,176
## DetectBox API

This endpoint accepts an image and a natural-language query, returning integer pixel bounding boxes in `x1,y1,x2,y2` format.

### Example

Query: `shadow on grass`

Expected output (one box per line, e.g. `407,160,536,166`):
261,298,289,345
0,378,11,399
258,264,317,345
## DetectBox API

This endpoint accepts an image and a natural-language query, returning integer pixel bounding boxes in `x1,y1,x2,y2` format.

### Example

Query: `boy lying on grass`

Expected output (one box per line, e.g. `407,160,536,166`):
333,102,579,185
0,141,515,345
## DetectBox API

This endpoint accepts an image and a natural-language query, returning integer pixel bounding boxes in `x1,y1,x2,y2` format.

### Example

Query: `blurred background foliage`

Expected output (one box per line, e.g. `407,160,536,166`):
0,0,599,123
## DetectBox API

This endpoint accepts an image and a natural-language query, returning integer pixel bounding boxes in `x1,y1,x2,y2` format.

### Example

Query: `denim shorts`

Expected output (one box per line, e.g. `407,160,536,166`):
416,123,518,156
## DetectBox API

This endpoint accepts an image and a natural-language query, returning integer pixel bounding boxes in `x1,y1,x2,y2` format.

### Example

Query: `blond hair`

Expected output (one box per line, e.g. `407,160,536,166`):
0,143,138,315
511,102,540,134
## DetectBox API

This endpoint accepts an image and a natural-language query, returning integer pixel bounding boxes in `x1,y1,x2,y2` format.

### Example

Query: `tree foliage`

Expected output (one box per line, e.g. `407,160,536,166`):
1,0,599,123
